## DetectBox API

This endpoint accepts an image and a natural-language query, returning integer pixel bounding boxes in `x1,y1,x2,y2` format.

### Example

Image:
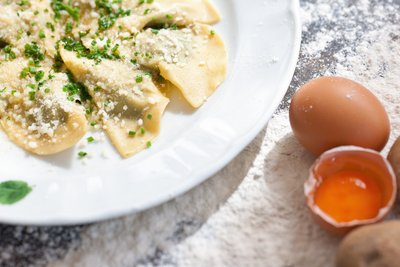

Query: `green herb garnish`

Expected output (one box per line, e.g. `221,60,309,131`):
0,180,32,205
51,0,80,21
3,45,16,61
78,151,87,158
135,75,143,83
24,42,44,64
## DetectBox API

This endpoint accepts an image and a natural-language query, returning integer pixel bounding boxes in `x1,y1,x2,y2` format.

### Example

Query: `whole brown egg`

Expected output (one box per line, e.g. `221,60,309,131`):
289,76,390,155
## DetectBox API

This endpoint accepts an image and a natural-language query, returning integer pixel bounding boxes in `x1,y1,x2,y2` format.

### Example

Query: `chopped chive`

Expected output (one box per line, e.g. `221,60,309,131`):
87,136,95,143
78,151,87,158
147,114,152,120
35,70,45,81
140,127,145,135
146,141,152,148
135,75,143,83
28,91,36,101
128,130,136,137
39,30,46,39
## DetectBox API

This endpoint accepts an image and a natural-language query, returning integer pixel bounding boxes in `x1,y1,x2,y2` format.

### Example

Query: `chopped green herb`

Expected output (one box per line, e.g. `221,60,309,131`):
46,22,55,32
95,0,131,31
18,0,30,7
65,21,73,34
140,127,145,134
39,30,46,39
17,29,24,40
28,91,36,101
35,70,45,81
29,67,37,74
135,75,143,83
79,30,89,37
111,44,119,53
51,0,80,21
147,114,152,120
128,130,136,137
78,151,87,158
87,136,95,143
61,37,121,64
62,72,91,101
146,141,152,148
24,42,44,64
3,45,16,61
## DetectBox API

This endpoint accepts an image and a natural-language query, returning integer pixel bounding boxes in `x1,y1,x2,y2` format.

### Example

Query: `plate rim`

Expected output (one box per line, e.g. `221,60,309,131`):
0,0,302,225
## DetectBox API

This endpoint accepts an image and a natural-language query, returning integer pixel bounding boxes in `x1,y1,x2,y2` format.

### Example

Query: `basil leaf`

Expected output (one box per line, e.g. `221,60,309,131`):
0,180,32,205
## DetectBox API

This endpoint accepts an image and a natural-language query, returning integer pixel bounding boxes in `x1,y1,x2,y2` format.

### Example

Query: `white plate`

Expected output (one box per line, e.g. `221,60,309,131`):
0,0,301,225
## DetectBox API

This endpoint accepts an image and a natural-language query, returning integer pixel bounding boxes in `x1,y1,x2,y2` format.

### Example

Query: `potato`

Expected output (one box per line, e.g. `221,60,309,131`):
336,221,400,267
388,136,400,193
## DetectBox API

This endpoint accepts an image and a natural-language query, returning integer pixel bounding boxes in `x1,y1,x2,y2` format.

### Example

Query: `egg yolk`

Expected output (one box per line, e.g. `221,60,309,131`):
314,170,383,223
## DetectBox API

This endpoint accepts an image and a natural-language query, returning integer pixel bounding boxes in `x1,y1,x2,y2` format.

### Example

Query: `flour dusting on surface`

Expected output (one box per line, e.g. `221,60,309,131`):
1,1,400,266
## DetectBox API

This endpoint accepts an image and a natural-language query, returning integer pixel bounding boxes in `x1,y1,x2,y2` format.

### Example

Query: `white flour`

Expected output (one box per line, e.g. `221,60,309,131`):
166,25,400,267
47,1,400,267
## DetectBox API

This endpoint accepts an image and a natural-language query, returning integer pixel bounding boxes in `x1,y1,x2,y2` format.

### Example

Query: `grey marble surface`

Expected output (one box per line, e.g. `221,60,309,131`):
1,0,400,266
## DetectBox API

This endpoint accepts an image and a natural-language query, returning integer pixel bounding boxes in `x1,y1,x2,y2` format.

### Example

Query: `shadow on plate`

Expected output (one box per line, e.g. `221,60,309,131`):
28,146,75,169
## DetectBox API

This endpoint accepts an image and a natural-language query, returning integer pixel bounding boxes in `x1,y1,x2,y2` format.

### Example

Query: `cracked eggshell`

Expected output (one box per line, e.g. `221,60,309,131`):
305,146,397,236
387,136,400,196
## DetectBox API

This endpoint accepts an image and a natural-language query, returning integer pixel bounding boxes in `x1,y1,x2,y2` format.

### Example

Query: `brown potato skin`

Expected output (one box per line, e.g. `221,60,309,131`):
388,137,400,195
336,221,400,267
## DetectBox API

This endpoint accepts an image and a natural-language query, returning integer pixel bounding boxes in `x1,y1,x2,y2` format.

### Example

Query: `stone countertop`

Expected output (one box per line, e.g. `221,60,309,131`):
1,0,400,266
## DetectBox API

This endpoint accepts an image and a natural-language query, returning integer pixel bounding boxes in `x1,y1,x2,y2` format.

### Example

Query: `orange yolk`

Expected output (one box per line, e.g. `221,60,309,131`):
314,170,383,223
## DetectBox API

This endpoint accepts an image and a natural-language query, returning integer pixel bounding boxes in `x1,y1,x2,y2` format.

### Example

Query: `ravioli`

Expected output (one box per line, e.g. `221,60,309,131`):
0,0,227,158
60,49,169,157
133,24,227,107
120,0,221,31
0,61,87,155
